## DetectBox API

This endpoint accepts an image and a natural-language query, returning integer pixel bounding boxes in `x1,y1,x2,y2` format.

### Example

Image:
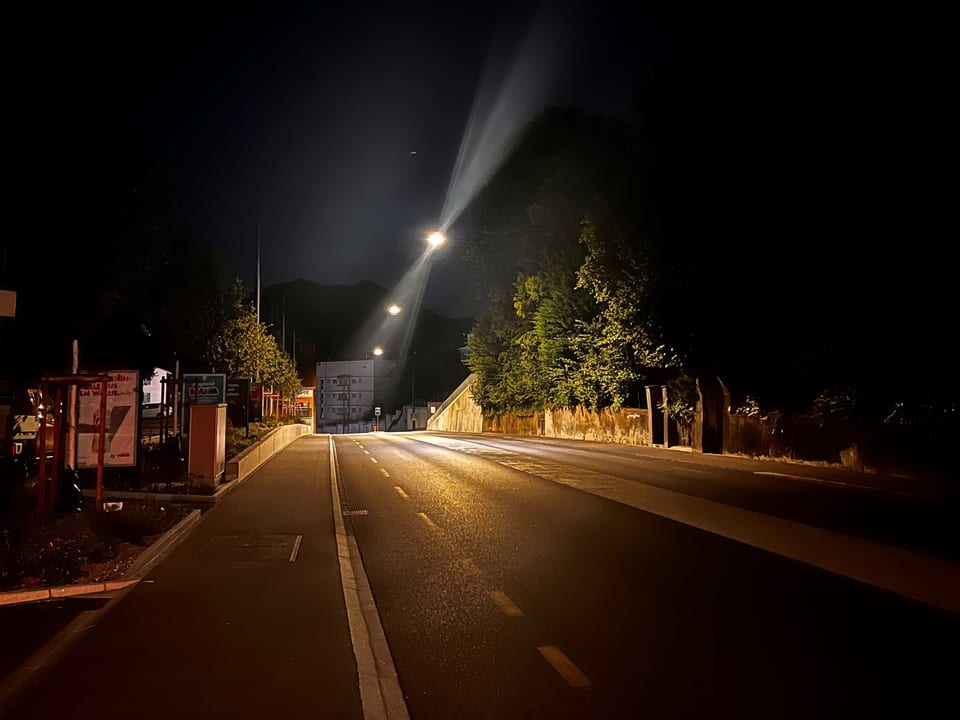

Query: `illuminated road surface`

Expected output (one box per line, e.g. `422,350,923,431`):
2,432,957,719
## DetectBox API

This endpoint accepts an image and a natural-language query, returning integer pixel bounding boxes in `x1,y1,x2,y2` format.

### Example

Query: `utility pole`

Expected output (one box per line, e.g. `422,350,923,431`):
282,295,286,351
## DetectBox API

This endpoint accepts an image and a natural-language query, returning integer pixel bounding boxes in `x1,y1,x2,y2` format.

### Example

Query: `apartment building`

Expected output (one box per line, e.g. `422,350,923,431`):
316,358,395,432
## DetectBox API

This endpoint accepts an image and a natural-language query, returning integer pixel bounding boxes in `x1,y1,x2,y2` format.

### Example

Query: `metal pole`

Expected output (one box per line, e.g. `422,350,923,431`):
96,378,107,511
65,339,78,470
50,386,63,510
173,358,180,436
256,224,261,323
36,385,48,513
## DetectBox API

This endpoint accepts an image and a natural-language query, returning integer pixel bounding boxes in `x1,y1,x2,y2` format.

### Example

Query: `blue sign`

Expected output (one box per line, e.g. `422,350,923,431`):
182,373,226,405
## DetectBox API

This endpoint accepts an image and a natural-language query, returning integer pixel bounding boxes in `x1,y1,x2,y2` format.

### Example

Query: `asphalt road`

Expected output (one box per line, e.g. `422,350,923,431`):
2,431,958,719
337,432,960,719
1,435,362,720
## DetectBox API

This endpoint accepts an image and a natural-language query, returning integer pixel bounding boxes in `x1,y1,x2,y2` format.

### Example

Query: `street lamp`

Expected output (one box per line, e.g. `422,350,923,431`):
426,230,446,249
372,346,384,356
387,304,402,315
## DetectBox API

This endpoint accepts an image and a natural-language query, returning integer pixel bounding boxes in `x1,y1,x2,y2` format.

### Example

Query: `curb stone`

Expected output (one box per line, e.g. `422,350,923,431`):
0,509,203,607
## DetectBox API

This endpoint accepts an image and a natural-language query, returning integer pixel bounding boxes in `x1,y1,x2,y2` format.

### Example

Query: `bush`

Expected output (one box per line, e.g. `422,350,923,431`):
93,502,177,545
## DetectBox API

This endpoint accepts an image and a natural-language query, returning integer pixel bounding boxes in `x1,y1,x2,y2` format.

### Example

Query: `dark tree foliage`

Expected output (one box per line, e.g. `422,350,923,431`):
461,5,954,447
2,143,243,382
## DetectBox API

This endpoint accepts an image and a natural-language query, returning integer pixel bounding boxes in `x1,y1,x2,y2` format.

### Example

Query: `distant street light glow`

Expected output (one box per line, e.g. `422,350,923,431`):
427,231,446,248
372,346,384,356
387,304,402,315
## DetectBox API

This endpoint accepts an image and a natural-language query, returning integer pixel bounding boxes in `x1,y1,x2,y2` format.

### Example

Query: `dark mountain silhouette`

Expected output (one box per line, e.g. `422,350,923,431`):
261,279,473,408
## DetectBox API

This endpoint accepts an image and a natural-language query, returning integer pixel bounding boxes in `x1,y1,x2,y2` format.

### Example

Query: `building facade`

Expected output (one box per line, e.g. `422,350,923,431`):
316,358,395,432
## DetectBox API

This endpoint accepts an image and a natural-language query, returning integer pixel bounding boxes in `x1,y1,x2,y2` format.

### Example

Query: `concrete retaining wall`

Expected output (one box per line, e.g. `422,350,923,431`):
426,374,483,434
225,422,313,482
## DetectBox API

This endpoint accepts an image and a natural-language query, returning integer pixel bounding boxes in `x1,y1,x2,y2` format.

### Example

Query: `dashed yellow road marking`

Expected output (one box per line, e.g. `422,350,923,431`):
370,457,379,464
363,450,370,455
538,646,591,688
488,591,523,617
381,468,392,478
417,512,440,532
394,486,408,499
458,558,482,576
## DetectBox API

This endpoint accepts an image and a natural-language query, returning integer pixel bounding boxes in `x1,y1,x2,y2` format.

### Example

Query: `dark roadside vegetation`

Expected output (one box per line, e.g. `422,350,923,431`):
0,416,301,592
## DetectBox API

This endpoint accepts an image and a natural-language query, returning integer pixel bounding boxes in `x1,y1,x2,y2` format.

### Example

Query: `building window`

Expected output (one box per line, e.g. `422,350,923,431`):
352,378,357,384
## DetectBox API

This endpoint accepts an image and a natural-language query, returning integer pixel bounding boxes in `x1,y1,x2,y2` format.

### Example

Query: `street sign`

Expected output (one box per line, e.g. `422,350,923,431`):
375,406,381,416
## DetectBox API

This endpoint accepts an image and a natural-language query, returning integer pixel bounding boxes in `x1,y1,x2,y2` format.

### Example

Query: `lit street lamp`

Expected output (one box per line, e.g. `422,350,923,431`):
427,230,446,249
387,304,402,315
372,346,384,356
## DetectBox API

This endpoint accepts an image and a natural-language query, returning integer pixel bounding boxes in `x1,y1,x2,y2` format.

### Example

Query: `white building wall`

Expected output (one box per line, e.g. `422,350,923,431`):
316,359,395,430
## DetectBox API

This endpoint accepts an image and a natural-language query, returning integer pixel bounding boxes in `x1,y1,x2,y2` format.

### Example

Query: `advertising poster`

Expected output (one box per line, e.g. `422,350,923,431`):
77,370,139,468
181,373,226,406
249,382,263,423
226,378,250,427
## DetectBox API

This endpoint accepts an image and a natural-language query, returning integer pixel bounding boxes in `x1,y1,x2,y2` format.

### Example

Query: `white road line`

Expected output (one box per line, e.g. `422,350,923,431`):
289,534,303,563
370,457,379,464
394,486,409,499
417,512,440,532
404,434,960,615
538,646,592,688
329,437,411,720
381,468,392,478
363,450,370,455
488,590,524,617
755,470,848,488
459,558,483,576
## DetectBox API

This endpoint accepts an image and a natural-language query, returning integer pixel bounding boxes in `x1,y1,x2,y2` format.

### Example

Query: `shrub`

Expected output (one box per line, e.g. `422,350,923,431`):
94,503,176,545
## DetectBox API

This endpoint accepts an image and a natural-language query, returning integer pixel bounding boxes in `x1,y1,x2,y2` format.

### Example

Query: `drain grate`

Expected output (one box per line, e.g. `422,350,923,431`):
342,509,369,516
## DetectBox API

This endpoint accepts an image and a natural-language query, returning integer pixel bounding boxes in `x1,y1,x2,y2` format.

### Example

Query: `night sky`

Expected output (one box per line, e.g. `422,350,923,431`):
6,3,949,319
7,0,670,319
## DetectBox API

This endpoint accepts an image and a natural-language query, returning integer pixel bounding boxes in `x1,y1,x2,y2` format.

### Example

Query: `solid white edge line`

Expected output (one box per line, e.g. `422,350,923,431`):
289,534,303,563
330,435,410,720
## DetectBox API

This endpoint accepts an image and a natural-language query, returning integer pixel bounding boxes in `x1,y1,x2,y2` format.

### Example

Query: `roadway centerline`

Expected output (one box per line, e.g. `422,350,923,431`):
370,457,379,464
394,486,409,499
538,646,592,688
288,534,303,563
458,558,483,576
487,590,524,617
417,512,441,532
381,468,392,478
329,436,410,720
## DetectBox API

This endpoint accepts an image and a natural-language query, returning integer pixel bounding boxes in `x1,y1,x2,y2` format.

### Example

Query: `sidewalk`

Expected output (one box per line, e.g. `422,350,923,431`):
0,435,364,720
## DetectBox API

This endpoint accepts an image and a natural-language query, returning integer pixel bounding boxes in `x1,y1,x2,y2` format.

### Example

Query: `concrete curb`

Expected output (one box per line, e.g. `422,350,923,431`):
0,509,202,607
80,488,217,505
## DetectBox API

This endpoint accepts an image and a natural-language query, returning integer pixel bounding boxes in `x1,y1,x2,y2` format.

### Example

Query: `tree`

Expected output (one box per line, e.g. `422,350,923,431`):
572,213,679,410
206,295,301,400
